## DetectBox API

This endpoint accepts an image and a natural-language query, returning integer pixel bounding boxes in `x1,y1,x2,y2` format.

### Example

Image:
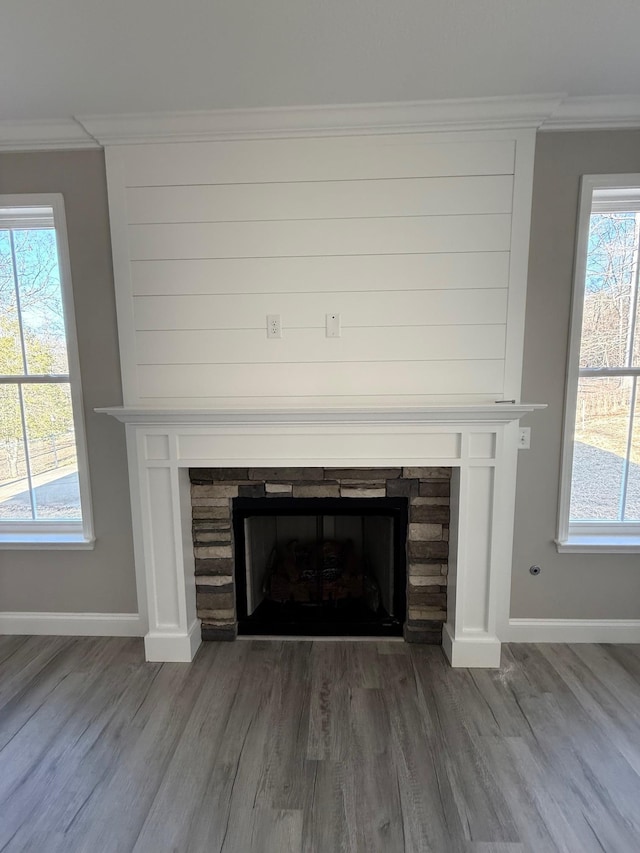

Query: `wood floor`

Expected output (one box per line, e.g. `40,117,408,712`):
1,638,640,853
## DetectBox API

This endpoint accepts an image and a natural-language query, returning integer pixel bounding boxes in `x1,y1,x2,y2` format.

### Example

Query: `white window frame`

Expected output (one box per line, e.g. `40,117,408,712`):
557,174,640,554
0,193,94,548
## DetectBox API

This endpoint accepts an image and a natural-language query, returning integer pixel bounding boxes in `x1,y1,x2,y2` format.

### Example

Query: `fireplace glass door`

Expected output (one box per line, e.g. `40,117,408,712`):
233,497,407,637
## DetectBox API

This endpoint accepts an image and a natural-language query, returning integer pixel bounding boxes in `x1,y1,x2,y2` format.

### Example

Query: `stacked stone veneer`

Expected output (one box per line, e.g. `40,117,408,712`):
189,467,450,644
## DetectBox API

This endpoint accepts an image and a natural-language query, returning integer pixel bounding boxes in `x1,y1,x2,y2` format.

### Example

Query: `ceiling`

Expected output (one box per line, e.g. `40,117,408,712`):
1,0,640,122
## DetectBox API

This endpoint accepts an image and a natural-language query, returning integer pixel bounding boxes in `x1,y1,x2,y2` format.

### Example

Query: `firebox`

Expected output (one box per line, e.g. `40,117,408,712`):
232,497,407,637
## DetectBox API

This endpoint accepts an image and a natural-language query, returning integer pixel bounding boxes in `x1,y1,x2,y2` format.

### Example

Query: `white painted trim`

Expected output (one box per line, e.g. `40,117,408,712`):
125,427,149,630
75,95,640,145
503,130,536,399
2,96,640,152
0,533,94,550
104,148,139,404
97,404,546,426
555,534,640,553
442,623,502,667
503,618,640,643
541,95,640,132
492,422,521,641
144,620,202,662
77,95,563,144
0,611,144,636
0,119,99,152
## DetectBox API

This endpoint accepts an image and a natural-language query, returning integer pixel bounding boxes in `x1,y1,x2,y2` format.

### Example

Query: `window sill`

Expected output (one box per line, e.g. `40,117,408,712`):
555,534,640,554
0,533,95,550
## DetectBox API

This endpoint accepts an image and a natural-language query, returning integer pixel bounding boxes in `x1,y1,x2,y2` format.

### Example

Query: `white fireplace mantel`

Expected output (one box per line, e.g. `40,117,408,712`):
99,404,542,426
99,404,544,667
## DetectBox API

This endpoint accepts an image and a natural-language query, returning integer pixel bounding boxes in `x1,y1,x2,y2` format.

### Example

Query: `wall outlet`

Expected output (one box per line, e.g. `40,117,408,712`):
267,314,281,339
326,312,341,338
518,427,531,450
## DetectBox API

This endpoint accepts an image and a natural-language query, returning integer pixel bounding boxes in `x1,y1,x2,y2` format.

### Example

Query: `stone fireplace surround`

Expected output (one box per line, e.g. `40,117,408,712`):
190,466,450,643
100,404,542,667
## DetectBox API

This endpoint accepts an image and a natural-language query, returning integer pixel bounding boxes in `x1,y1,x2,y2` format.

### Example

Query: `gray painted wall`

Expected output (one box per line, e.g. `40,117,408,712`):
0,150,137,613
511,130,640,619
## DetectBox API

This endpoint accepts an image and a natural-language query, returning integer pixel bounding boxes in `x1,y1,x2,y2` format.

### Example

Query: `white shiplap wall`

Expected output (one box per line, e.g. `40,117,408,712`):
105,130,535,408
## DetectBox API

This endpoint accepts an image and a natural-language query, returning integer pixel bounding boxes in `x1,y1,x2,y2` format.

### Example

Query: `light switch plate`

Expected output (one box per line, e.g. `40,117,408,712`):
518,427,531,449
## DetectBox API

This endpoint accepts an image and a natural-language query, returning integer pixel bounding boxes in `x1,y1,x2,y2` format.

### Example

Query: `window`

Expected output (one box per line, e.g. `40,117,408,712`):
0,195,93,547
557,176,640,552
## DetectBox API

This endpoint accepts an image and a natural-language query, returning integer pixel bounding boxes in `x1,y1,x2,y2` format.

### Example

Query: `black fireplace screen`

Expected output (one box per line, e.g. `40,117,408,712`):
232,497,407,637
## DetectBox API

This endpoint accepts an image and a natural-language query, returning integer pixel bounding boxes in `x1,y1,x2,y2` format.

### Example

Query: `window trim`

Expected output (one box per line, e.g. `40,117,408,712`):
0,193,94,548
556,174,640,553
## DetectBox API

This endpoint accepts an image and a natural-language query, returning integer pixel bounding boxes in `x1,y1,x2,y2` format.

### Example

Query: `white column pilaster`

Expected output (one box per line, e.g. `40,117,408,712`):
127,427,201,662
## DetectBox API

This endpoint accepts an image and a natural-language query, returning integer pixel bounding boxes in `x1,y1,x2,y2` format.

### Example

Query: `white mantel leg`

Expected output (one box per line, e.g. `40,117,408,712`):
442,424,518,668
127,428,201,662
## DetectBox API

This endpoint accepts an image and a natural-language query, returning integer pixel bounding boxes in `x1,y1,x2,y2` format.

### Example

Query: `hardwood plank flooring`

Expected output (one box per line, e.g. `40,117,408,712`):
1,638,640,852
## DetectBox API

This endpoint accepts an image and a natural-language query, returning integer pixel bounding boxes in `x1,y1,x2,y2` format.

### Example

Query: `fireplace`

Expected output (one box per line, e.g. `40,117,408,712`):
99,404,543,666
190,466,451,642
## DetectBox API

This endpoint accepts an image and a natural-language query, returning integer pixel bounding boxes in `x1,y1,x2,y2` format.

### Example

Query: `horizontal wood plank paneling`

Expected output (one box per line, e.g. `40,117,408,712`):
133,289,508,331
137,393,496,408
137,360,504,398
106,132,530,405
121,137,515,187
128,214,512,261
126,176,514,224
135,325,507,365
130,252,511,296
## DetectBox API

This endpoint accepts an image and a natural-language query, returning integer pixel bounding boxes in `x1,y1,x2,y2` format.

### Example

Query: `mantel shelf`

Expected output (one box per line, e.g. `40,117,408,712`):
96,404,546,427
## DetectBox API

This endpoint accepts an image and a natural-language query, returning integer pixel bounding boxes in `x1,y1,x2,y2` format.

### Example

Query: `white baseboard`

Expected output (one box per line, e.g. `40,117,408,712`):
7,613,638,648
503,618,640,644
0,611,145,637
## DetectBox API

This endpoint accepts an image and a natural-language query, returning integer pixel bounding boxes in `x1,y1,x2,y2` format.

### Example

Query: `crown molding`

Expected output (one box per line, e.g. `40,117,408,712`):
77,95,563,145
2,95,640,151
0,118,99,152
541,95,640,131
